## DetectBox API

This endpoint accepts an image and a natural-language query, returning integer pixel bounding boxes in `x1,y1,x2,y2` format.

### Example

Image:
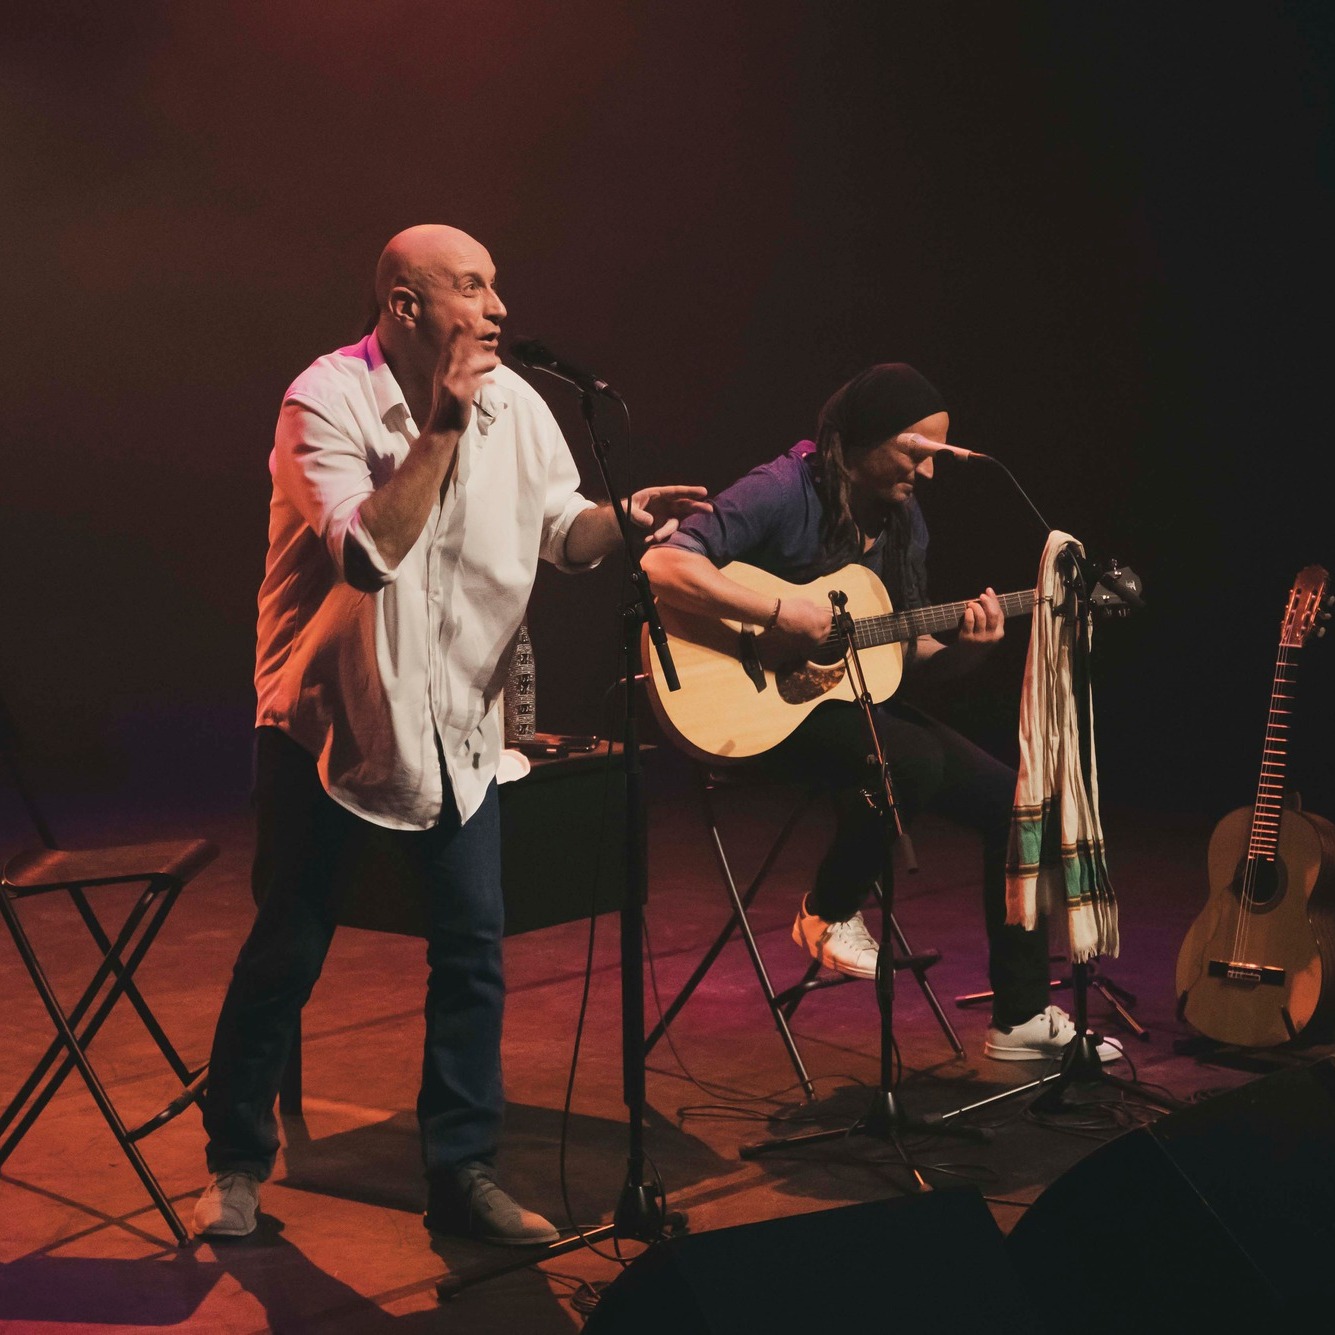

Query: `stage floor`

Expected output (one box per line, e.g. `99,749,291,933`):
1,751,1327,1332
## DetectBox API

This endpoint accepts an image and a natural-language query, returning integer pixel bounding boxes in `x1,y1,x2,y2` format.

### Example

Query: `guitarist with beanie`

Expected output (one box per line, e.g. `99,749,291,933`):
641,364,1122,1062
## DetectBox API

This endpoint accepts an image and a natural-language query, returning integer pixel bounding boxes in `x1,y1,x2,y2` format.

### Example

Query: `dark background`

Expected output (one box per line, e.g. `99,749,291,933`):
2,1,1331,823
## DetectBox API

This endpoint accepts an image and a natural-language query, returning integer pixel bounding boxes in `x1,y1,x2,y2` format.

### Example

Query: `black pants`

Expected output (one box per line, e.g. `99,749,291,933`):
202,728,506,1181
767,701,1050,1026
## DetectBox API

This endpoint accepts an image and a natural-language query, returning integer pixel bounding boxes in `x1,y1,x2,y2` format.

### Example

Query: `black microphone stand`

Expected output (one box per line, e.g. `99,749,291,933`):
737,589,987,1179
928,547,1183,1128
437,389,683,1300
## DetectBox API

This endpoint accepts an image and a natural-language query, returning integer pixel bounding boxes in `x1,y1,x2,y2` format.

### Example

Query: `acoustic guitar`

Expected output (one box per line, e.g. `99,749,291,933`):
641,561,1035,763
1175,565,1335,1048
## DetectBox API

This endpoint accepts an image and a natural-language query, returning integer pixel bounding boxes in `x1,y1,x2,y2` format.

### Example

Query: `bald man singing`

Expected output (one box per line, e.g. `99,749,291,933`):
193,226,707,1244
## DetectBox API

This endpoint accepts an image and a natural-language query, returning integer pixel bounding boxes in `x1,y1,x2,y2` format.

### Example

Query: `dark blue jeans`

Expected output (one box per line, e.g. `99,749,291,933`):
768,701,1051,1027
202,727,505,1182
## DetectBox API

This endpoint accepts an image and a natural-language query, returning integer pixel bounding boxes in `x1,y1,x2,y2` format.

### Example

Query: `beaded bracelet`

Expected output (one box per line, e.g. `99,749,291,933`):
764,597,782,631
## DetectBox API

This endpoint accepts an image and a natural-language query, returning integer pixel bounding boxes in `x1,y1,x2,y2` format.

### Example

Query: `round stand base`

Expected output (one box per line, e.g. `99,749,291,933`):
614,1180,668,1242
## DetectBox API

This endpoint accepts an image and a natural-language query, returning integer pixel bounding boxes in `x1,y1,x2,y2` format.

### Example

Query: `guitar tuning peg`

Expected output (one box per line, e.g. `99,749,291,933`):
1318,626,1328,638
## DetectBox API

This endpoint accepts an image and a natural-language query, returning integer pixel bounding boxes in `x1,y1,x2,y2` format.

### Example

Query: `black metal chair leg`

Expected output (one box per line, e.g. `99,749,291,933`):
888,911,965,1056
0,886,161,1151
0,885,179,1163
710,829,817,1097
647,780,818,1095
0,893,191,1245
70,884,194,1081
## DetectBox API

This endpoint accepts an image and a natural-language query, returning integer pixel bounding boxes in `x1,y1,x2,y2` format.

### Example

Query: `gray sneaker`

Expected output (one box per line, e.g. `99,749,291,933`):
192,1171,260,1237
425,1164,559,1247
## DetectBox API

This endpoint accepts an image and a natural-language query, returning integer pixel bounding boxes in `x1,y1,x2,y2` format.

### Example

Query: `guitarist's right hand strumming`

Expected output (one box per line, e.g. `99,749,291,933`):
769,595,837,652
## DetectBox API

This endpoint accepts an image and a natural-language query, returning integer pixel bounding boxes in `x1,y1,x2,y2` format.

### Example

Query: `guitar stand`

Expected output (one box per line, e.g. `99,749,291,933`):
1082,965,1147,1040
955,957,1150,1041
738,591,987,1180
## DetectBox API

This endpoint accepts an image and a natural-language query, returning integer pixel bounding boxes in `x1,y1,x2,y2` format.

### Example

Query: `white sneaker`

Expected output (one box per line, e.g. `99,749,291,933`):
192,1171,260,1237
792,901,879,980
984,1005,1124,1063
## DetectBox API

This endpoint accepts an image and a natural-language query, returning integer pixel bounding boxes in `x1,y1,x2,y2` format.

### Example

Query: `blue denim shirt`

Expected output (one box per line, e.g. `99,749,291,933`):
667,440,929,611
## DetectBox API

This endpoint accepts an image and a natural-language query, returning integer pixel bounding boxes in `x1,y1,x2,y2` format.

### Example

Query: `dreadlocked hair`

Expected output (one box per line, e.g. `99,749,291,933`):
812,413,862,563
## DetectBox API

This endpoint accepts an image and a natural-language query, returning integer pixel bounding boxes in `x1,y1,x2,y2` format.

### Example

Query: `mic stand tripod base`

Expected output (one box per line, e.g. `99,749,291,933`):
1029,1033,1104,1113
735,913,993,1169
614,1177,668,1240
731,902,993,1171
738,1083,990,1165
928,996,1184,1130
737,594,990,1185
1029,1029,1183,1117
435,1171,688,1300
928,1048,1183,1128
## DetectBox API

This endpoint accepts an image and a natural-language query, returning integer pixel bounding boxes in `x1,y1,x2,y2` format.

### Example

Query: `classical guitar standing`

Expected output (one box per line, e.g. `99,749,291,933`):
1175,565,1335,1048
642,561,1035,763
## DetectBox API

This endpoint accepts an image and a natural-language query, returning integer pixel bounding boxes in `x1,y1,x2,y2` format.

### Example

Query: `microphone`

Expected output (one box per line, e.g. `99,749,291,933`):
899,432,990,461
509,337,622,401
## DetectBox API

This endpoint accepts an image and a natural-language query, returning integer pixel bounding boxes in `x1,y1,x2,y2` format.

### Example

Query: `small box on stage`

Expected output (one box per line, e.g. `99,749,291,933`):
334,748,635,939
497,747,636,936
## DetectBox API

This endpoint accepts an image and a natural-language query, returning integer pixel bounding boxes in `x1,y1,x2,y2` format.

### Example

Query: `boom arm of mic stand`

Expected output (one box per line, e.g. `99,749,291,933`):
579,393,680,692
976,454,1053,539
981,455,1146,615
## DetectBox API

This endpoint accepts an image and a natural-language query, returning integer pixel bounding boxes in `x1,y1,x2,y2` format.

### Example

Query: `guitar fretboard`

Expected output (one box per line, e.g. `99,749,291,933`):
825,589,1038,651
1248,646,1296,861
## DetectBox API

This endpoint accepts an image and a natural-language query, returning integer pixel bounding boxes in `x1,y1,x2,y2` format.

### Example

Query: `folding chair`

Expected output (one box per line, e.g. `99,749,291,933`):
646,766,964,1100
0,697,217,1245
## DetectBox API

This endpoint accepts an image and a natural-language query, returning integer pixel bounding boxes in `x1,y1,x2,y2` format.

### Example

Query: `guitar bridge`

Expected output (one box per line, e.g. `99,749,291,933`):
1207,959,1286,987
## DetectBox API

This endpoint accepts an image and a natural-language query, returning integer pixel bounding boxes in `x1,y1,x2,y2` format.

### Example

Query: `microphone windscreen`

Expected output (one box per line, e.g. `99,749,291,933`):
509,337,553,368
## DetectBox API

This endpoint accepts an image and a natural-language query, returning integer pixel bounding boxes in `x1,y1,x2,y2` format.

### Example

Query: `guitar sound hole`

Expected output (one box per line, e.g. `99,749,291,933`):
807,641,846,668
1230,857,1286,913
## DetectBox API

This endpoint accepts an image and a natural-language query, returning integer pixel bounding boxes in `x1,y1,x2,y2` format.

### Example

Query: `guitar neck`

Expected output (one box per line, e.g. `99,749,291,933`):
844,588,1038,649
1248,645,1298,860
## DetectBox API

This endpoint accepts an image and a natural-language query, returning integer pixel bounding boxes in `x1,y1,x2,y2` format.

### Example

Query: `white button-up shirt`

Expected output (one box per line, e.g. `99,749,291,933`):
255,333,596,830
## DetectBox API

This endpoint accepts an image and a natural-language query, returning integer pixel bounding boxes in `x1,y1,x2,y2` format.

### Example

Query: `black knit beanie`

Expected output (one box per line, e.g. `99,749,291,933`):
818,363,945,453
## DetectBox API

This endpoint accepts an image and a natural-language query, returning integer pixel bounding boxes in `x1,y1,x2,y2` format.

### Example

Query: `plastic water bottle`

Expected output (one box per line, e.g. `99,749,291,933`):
505,621,536,744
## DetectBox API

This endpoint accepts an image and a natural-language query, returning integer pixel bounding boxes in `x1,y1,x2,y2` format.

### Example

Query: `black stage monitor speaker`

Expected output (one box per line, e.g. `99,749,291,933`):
583,1188,1037,1334
1008,1057,1335,1331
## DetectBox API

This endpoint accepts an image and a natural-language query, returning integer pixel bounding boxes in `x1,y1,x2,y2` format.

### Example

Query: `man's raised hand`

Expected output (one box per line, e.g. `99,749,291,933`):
629,485,712,544
424,322,499,438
